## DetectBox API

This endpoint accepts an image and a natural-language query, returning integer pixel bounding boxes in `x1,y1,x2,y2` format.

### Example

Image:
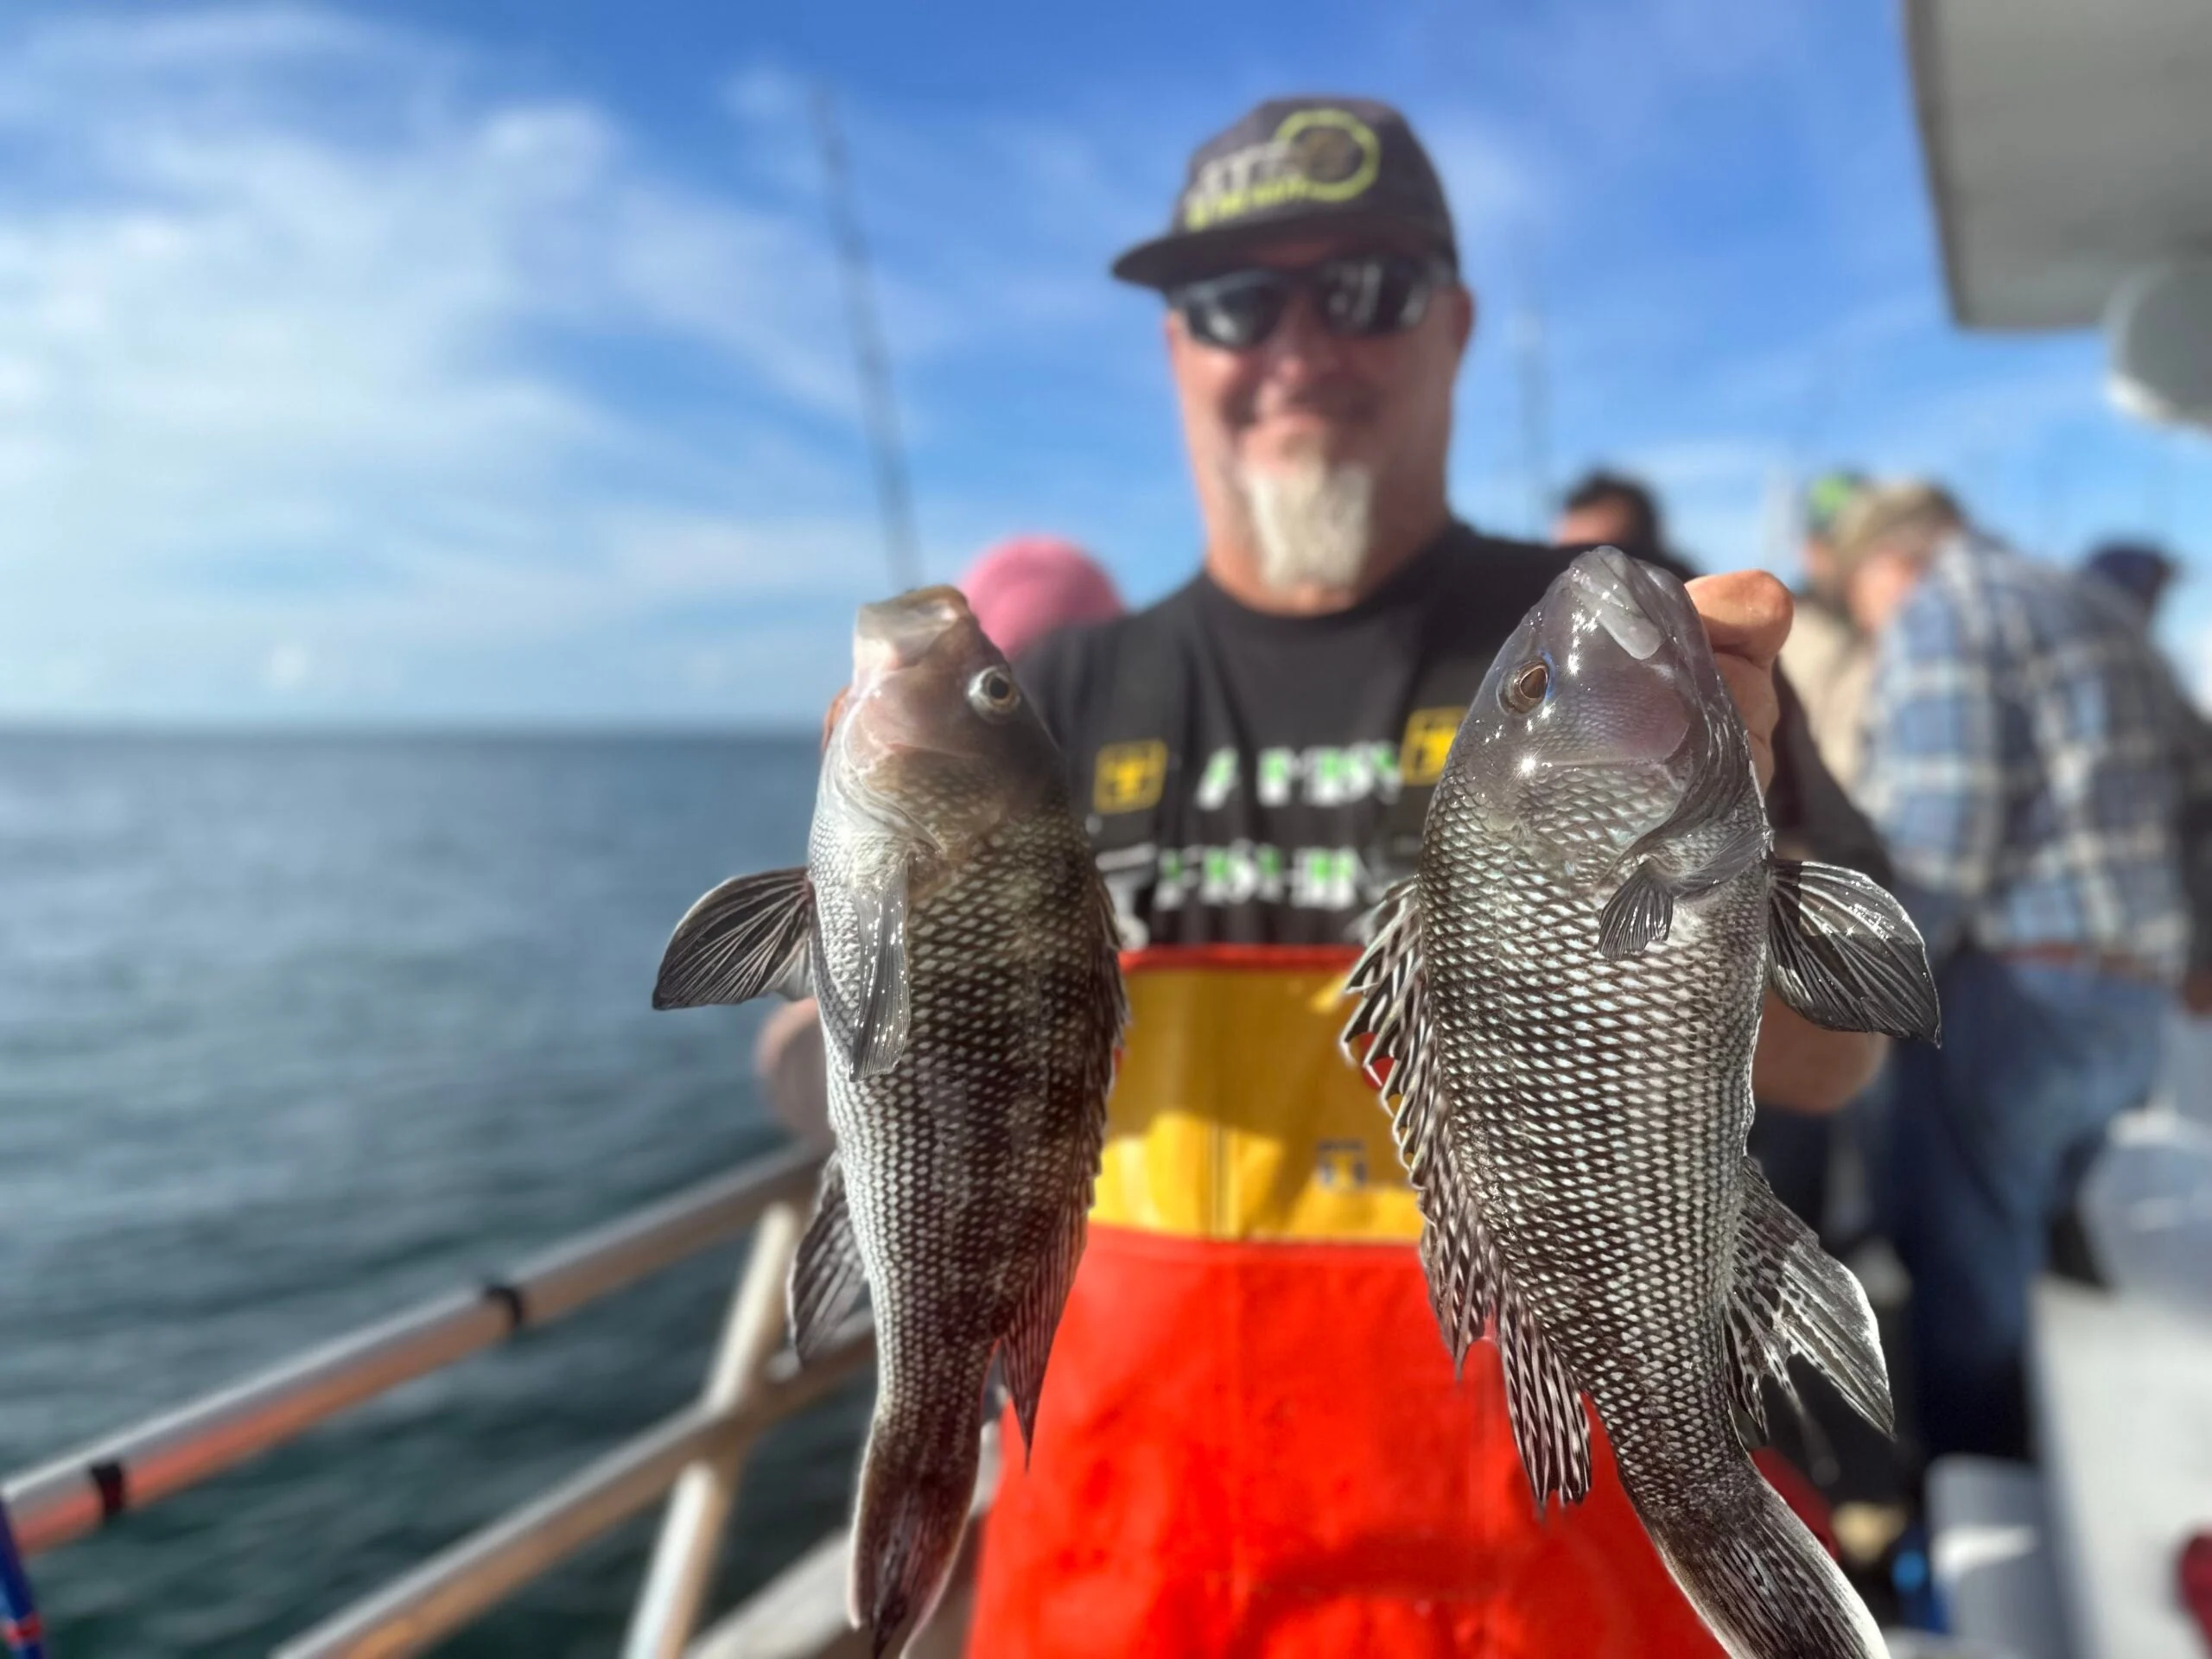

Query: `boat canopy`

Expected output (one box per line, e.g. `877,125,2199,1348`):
1908,0,2212,332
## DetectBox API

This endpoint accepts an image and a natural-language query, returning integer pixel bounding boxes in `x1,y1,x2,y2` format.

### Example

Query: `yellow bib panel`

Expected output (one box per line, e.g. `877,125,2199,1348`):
1090,944,1421,1244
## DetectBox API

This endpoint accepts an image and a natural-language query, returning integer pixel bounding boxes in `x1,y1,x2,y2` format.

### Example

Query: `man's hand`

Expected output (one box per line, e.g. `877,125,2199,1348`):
1685,571,1885,1111
1686,570,1791,793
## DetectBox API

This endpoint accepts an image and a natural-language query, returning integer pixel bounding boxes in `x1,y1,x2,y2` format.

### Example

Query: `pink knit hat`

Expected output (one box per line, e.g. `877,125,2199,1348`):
958,537,1124,659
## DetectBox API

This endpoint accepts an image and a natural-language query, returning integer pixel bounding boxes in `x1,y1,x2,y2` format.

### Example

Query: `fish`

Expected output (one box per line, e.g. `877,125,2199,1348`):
652,587,1125,1656
1340,547,1940,1659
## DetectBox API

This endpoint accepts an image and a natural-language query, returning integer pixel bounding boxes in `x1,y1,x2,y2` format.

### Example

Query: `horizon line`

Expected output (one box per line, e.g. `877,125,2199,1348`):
0,715,822,743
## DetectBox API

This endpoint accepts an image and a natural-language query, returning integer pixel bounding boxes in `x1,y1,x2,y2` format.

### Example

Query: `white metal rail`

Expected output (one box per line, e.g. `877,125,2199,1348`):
0,1143,874,1659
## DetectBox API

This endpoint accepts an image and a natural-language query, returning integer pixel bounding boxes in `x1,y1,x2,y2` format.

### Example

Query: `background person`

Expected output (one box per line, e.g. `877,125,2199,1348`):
1780,470,1874,793
2082,537,2179,621
967,94,1891,1659
2076,536,2212,1015
1552,467,1680,569
1847,481,2212,1464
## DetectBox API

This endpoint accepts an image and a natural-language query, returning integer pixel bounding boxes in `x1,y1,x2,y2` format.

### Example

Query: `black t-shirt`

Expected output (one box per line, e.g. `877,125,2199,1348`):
1016,521,1888,948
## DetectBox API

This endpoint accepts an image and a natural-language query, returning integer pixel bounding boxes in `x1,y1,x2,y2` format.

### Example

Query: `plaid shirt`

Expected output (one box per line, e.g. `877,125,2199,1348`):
1857,532,2212,982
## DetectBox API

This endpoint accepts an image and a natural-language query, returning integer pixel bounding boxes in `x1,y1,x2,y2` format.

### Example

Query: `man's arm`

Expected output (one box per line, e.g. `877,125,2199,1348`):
1688,572,1885,1114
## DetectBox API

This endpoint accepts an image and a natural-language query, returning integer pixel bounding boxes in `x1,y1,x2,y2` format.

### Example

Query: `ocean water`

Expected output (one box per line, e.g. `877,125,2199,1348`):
0,730,870,1656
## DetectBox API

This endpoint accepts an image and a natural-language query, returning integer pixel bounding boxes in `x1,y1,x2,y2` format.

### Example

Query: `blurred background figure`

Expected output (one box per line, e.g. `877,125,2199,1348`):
958,534,1125,658
1779,470,1874,793
750,535,1126,1148
2082,537,2179,621
1848,480,2212,1465
2075,536,2212,1014
1552,468,1685,569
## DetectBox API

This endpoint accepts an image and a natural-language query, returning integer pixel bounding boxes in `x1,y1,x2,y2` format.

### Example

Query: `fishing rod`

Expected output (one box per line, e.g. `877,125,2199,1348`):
812,84,925,594
1510,242,1553,539
0,1498,47,1659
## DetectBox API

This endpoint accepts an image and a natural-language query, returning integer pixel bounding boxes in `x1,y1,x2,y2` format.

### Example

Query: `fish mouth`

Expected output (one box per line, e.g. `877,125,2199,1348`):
853,586,971,686
836,585,995,819
1564,547,1666,661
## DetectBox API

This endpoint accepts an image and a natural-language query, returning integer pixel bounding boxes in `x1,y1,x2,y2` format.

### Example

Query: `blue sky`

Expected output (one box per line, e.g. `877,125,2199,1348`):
0,0,2204,726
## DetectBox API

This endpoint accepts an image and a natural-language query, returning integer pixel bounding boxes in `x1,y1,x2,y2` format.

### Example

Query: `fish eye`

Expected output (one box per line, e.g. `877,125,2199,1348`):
1500,659,1549,715
966,666,1021,719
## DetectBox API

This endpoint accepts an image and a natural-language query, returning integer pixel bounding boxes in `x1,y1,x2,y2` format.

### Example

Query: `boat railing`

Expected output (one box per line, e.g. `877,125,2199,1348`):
0,1141,877,1658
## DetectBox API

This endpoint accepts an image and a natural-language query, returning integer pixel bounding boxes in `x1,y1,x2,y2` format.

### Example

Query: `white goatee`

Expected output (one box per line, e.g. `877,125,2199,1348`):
1243,456,1376,594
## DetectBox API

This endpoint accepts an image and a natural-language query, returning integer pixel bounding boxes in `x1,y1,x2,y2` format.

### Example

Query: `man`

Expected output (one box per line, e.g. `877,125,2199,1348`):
2082,537,2179,621
2077,537,2212,1014
1780,470,1872,792
1845,483,2210,1462
1552,468,1674,567
965,97,1890,1657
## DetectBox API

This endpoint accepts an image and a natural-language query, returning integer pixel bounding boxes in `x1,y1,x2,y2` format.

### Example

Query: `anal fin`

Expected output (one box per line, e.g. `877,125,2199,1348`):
1499,1295,1592,1514
998,1200,1085,1463
789,1155,868,1363
1727,1159,1895,1440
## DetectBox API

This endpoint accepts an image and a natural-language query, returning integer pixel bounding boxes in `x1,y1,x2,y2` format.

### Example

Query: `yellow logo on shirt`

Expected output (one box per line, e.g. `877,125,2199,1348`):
1399,707,1463,787
1095,741,1169,814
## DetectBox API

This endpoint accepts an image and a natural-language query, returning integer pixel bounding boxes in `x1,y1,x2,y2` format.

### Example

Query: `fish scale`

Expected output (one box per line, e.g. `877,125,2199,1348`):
653,587,1122,1658
1343,548,1940,1659
812,772,1116,1651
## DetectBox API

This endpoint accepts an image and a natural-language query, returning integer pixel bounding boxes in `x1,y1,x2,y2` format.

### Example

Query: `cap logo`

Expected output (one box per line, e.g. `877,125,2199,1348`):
1181,108,1382,232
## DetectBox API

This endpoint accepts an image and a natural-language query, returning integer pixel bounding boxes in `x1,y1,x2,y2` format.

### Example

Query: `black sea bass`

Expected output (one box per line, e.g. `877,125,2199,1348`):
1343,548,1939,1659
654,588,1125,1656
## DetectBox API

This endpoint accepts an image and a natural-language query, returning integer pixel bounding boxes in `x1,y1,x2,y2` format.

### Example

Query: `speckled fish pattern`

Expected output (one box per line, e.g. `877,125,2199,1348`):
811,784,1122,1656
1344,549,1935,1659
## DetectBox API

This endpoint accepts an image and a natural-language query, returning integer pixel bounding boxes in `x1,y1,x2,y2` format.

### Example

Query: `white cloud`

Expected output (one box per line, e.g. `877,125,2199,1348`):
0,1,2186,727
0,6,911,723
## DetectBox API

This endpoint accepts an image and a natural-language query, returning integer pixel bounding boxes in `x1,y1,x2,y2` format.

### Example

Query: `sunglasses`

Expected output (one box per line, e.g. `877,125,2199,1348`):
1168,253,1454,352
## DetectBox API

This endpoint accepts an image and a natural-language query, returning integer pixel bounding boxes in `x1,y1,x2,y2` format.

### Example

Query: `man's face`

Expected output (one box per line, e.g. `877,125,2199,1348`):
1847,545,1926,634
1800,536,1839,604
1165,235,1472,573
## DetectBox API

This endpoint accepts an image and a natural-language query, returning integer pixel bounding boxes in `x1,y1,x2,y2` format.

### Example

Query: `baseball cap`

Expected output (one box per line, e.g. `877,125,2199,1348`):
1802,470,1866,542
2083,539,2177,609
1829,481,1966,575
1111,96,1459,290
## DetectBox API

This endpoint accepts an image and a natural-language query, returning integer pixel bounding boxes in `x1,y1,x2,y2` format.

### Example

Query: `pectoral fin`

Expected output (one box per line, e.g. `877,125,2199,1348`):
1767,859,1942,1043
1599,817,1768,962
1598,861,1675,959
652,867,813,1008
816,861,912,1078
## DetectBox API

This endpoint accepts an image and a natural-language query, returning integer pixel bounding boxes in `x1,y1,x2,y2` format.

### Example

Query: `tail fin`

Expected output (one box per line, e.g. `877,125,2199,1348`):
1638,1465,1884,1659
849,1389,982,1657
